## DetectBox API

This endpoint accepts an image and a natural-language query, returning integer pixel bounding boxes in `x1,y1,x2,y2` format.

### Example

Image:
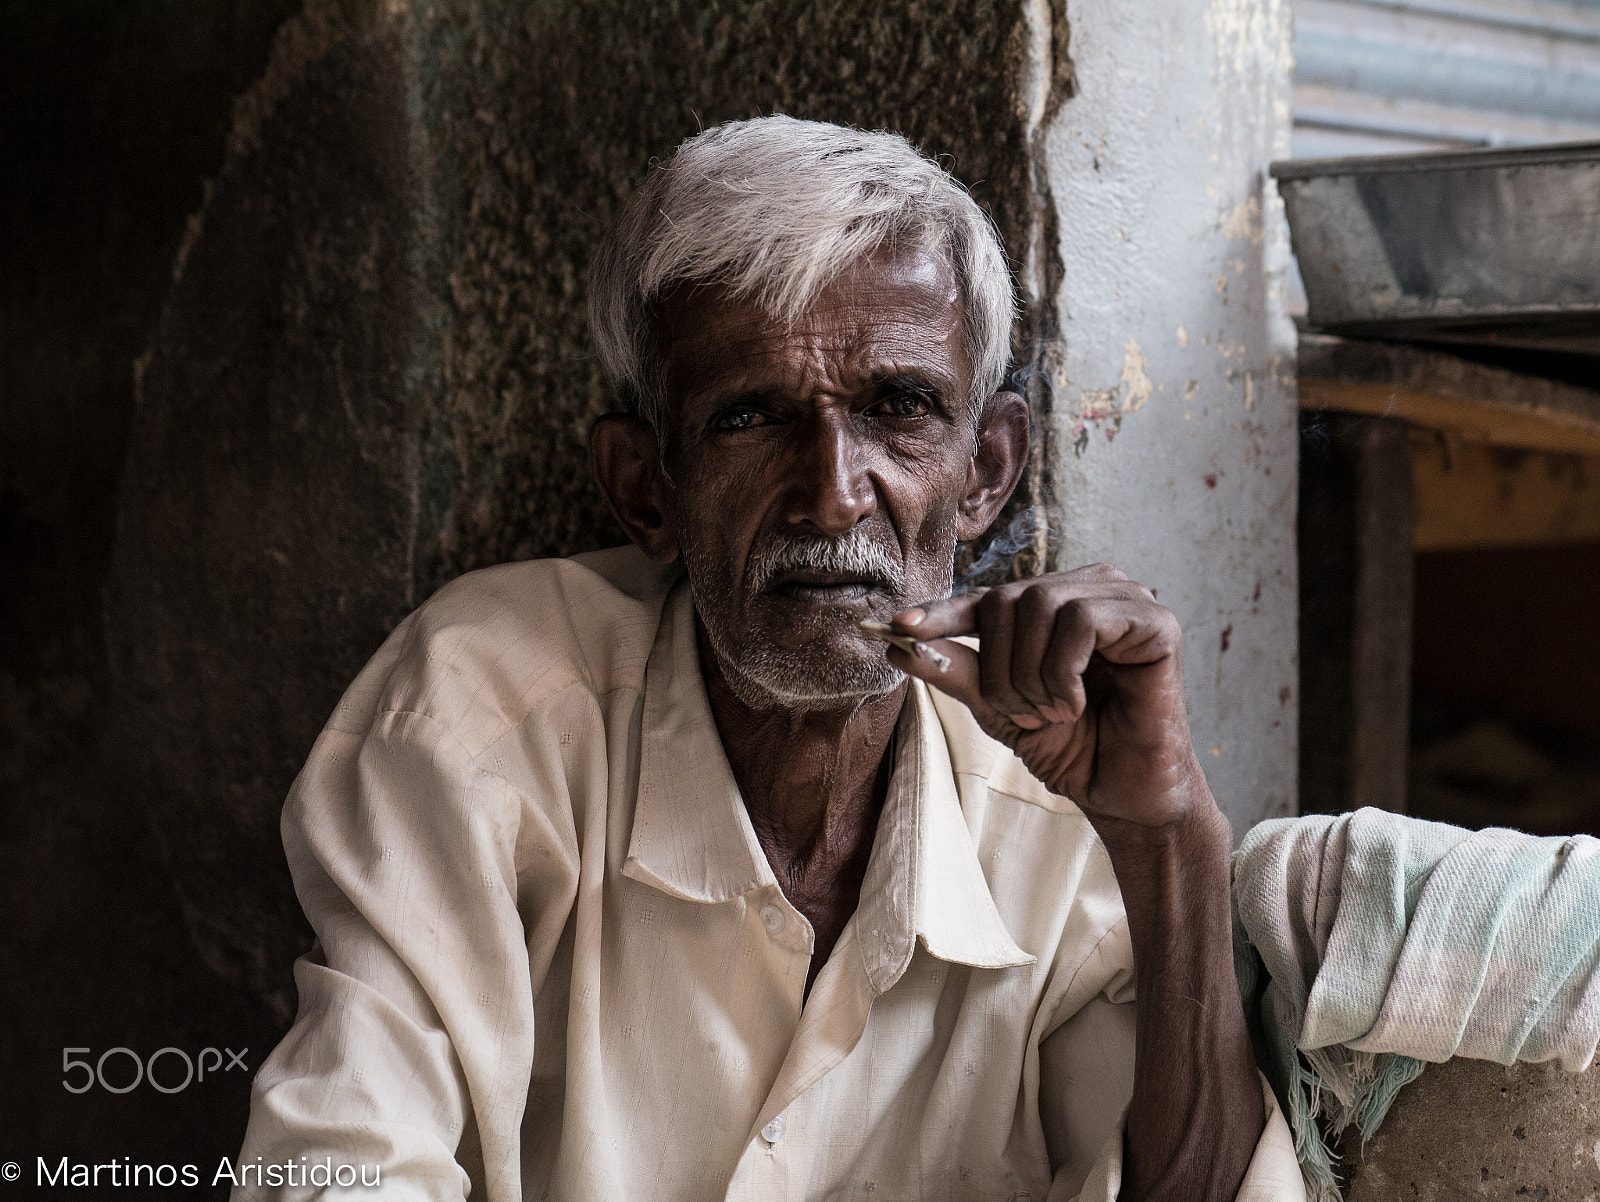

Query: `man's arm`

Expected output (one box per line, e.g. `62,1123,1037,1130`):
1104,806,1263,1198
239,706,551,1201
888,566,1264,1201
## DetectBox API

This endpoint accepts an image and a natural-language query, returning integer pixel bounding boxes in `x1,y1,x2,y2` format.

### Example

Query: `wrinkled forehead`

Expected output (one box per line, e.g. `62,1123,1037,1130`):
654,245,971,417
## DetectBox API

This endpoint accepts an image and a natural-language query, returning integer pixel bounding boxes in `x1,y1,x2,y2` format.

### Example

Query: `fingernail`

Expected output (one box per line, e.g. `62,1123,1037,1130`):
897,608,926,628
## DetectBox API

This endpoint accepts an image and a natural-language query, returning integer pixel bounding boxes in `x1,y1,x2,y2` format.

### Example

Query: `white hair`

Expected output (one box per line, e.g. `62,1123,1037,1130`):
587,115,1016,431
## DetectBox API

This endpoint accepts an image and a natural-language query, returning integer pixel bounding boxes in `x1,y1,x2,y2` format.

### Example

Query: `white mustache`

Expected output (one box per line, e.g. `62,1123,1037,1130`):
746,531,904,595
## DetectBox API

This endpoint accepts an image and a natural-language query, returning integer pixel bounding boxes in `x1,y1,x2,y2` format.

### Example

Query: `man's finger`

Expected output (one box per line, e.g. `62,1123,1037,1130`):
885,637,1042,731
894,572,1156,641
976,588,1041,722
892,589,984,640
1009,584,1073,715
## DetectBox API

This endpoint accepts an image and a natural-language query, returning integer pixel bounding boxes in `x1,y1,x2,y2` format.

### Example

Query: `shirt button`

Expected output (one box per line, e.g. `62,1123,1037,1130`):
761,1114,786,1144
759,904,785,934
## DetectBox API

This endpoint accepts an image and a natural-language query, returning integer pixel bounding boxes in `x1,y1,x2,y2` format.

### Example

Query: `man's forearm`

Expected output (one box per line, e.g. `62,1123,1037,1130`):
1100,803,1263,1202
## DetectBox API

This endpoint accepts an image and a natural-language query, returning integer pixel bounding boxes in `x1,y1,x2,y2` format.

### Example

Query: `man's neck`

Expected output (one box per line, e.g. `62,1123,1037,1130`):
697,621,906,923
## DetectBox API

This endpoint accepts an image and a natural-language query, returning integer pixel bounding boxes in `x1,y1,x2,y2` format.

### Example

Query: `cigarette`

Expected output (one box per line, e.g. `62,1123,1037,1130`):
859,620,951,673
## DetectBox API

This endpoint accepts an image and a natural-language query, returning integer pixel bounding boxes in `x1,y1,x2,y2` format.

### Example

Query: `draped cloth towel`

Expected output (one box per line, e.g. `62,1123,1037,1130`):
1231,807,1600,1201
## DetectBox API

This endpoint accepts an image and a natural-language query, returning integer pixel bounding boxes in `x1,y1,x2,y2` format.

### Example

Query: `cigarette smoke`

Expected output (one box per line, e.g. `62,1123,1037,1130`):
956,505,1063,591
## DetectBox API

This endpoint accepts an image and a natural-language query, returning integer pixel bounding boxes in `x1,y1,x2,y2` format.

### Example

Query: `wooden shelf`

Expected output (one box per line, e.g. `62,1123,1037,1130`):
1299,333,1600,454
1410,436,1600,551
1298,334,1600,550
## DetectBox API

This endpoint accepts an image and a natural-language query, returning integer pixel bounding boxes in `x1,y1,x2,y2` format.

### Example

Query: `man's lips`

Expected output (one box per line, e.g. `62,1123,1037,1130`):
767,571,889,601
777,570,881,587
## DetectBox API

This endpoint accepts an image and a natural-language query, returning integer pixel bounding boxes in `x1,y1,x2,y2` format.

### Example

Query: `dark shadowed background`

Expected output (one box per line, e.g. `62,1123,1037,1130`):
2,0,302,1180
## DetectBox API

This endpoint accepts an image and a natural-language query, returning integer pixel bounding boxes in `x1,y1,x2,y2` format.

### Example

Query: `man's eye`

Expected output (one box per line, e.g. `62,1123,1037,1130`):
872,390,933,418
711,407,769,431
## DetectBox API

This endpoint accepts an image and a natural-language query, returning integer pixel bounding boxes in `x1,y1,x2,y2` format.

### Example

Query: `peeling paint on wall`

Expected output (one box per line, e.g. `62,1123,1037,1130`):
1063,339,1157,450
1206,0,1293,88
1119,339,1153,412
1042,0,1296,833
1217,192,1264,244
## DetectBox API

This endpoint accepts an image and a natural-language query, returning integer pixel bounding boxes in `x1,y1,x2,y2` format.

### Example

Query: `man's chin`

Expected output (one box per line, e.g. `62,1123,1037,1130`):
714,640,906,711
690,576,914,709
749,675,905,710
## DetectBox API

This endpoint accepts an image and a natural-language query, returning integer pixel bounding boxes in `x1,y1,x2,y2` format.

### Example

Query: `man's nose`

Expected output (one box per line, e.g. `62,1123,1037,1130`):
784,413,876,536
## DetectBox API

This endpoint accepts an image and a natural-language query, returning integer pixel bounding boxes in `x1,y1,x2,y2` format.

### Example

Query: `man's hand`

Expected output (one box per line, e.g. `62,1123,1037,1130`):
886,563,1209,839
889,564,1267,1201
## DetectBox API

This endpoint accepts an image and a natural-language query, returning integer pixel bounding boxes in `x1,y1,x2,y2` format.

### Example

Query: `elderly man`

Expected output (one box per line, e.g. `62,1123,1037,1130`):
237,116,1301,1200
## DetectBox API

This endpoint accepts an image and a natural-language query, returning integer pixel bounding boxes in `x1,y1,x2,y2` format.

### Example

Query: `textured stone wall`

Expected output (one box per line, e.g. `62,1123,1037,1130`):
1343,1056,1600,1200
423,0,1047,580
109,3,423,1018
107,0,1047,1018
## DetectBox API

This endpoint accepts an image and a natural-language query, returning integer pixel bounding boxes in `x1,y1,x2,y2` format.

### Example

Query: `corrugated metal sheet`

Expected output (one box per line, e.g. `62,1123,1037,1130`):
1292,0,1600,158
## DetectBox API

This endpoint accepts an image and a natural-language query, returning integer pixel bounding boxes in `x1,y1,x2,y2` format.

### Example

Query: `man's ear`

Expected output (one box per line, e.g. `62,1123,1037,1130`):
590,413,680,563
955,391,1030,541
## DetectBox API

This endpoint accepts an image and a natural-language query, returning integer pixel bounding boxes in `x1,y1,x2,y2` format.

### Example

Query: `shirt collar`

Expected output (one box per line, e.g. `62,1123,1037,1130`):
624,581,1035,984
854,678,1036,991
624,579,777,903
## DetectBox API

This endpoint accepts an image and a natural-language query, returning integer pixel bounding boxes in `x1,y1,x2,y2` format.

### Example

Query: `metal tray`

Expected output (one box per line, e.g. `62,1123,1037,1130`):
1273,142,1600,356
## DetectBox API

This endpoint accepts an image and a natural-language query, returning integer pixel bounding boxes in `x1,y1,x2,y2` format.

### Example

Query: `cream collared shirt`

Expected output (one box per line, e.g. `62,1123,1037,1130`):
237,546,1302,1202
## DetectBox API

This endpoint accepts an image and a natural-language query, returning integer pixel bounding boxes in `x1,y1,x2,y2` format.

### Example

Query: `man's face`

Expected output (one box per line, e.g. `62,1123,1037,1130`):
655,245,982,709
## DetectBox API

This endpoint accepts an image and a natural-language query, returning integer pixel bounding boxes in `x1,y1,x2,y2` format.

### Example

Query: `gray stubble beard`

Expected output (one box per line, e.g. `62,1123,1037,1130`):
681,527,944,711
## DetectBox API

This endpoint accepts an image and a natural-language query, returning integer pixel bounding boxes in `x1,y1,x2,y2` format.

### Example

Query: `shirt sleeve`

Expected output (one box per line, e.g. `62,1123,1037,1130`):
233,707,559,1201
